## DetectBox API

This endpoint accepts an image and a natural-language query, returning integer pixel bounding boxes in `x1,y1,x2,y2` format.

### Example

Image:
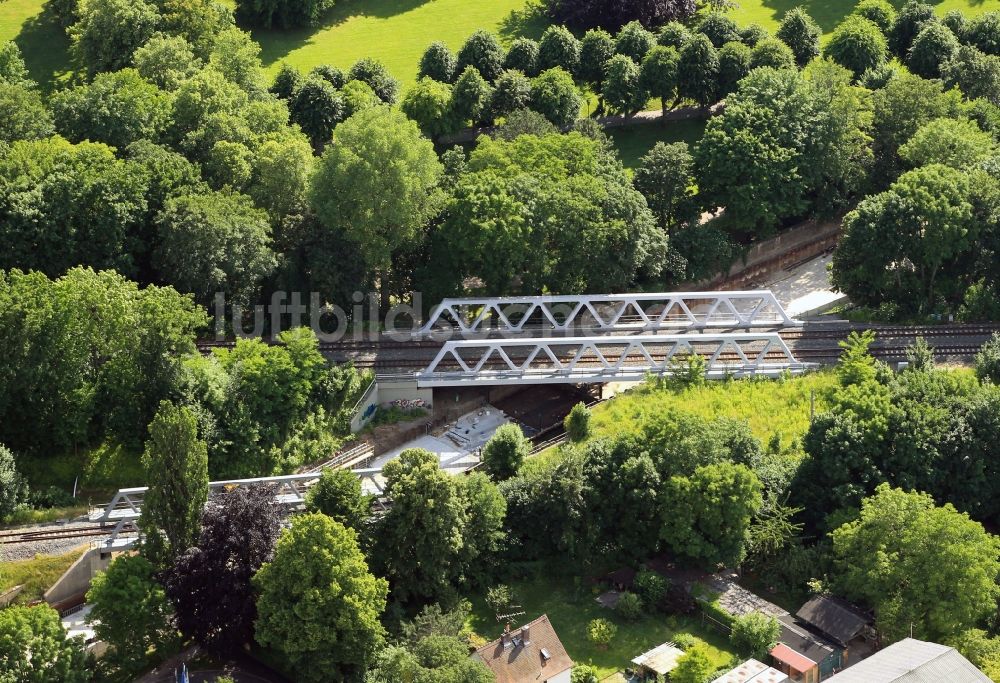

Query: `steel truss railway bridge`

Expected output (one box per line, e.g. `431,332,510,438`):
94,290,813,548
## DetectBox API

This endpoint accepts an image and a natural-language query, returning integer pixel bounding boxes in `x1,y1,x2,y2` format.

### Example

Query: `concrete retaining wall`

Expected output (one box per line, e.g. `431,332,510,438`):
44,547,111,607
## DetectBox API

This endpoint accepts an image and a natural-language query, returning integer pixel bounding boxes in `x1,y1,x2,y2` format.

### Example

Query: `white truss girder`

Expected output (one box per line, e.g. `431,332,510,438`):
91,468,386,549
417,333,811,387
414,291,798,338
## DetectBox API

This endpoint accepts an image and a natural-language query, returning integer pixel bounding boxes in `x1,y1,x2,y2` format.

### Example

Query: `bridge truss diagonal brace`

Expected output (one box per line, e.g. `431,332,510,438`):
413,291,800,338
416,333,814,387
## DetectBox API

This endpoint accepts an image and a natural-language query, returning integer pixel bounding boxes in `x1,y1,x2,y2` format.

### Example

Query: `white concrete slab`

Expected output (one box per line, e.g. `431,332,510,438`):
359,406,511,494
763,253,847,318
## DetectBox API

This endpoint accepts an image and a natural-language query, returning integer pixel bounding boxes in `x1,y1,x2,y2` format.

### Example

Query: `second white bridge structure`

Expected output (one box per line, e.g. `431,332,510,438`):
416,333,811,387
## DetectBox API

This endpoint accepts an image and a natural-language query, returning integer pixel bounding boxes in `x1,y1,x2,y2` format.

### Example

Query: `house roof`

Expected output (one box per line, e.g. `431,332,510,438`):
712,658,790,683
824,638,991,682
771,643,817,674
631,642,685,675
472,614,573,683
776,616,837,668
795,595,871,647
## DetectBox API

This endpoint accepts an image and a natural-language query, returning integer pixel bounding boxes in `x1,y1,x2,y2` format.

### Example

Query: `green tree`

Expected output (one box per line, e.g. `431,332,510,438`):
966,11,1000,55
777,7,821,67
0,40,29,84
586,618,616,649
419,41,456,82
698,13,740,48
0,82,53,143
730,612,780,659
853,0,896,35
482,423,531,479
603,54,645,115
247,135,314,221
132,34,200,91
309,106,443,310
538,24,580,73
290,75,345,151
0,138,148,277
139,400,209,567
456,30,504,82
376,449,466,604
717,41,751,97
889,0,936,57
153,190,275,308
0,605,89,682
740,24,769,47
634,140,696,228
233,0,333,28
677,33,719,107
70,0,160,75
269,62,303,100
0,444,26,521
87,554,177,675
457,471,506,587
658,21,692,49
306,466,372,530
529,67,582,127
908,22,959,79
976,333,1000,384
898,118,996,169
615,20,656,62
504,37,540,76
254,513,388,682
831,164,990,314
832,484,1000,642
942,45,1000,105
564,402,592,442
640,45,679,116
52,68,170,149
488,69,532,121
572,664,600,683
750,37,796,71
450,65,491,126
341,79,380,117
660,462,763,567
309,64,345,89
671,644,715,683
401,77,456,138
348,58,398,103
578,29,614,88
824,16,888,78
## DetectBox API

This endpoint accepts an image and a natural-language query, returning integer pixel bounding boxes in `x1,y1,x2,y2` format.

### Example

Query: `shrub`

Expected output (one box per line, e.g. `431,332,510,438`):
672,644,715,683
564,402,592,442
616,591,644,620
730,612,781,659
634,568,669,607
587,618,617,649
976,333,1000,384
571,664,599,683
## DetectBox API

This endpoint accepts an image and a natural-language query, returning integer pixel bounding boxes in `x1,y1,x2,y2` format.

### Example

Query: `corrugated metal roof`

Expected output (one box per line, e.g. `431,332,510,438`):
771,642,818,673
825,638,991,682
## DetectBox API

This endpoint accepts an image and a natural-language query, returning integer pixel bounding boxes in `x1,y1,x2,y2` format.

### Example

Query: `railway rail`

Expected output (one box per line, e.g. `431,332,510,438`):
0,523,137,546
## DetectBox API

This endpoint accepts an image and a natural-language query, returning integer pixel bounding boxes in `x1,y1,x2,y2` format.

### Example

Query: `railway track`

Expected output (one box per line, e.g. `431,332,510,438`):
0,523,136,546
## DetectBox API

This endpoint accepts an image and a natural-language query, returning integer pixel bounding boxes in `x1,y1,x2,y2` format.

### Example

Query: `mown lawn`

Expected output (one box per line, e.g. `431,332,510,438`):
466,573,736,678
0,0,73,91
607,118,706,169
591,370,839,453
0,547,86,604
252,0,547,84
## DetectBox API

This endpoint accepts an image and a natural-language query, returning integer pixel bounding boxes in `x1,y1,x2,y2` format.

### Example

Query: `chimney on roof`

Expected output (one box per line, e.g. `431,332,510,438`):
502,625,513,650
521,623,531,646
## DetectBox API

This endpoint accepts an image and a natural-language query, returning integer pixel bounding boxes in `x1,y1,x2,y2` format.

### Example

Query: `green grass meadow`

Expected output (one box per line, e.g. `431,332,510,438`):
591,370,839,452
608,119,707,168
466,573,735,678
252,0,547,82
